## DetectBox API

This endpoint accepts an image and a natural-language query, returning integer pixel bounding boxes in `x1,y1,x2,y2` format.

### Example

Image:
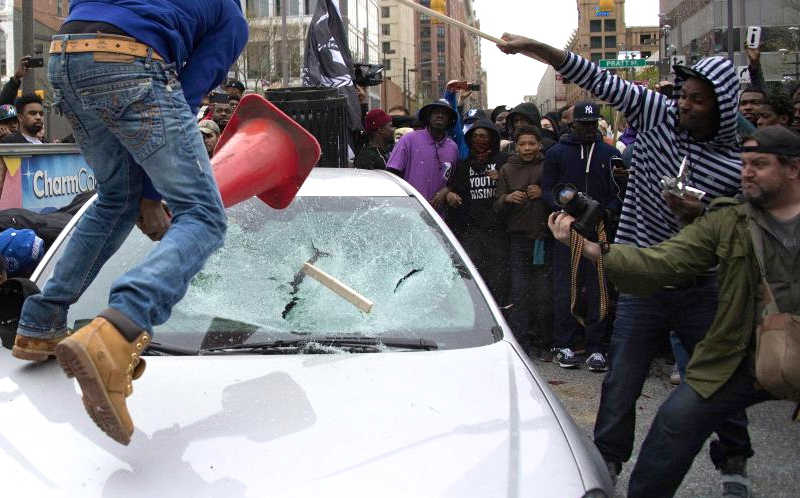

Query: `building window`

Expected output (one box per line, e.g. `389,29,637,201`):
605,52,617,60
604,19,616,32
641,51,652,59
421,40,431,52
437,25,445,38
437,40,445,52
591,53,603,63
381,6,390,17
382,41,391,53
382,24,390,36
421,26,430,38
57,0,64,16
640,34,652,45
590,20,602,33
438,54,445,65
304,0,317,15
384,59,391,71
605,35,617,48
590,36,602,49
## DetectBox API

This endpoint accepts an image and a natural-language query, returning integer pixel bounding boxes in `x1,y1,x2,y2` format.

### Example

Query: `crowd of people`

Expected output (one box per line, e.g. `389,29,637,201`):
0,7,797,492
348,34,800,498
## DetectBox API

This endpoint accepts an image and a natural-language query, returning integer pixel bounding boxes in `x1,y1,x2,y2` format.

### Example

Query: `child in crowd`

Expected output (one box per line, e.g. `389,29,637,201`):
493,126,553,356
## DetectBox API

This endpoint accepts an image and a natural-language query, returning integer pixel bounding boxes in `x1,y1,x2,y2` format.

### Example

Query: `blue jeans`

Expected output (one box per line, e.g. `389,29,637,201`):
552,240,608,353
593,277,753,465
17,38,226,339
628,364,772,497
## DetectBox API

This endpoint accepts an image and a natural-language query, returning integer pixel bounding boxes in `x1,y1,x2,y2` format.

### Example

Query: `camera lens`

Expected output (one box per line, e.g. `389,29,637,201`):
556,186,578,208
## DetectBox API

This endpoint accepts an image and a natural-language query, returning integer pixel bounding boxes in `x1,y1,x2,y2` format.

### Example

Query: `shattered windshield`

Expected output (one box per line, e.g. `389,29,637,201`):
41,196,499,352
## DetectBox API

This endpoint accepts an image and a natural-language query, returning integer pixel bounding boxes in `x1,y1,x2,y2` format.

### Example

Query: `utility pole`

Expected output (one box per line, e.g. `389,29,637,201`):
403,56,407,110
22,0,34,93
281,0,289,87
727,0,734,63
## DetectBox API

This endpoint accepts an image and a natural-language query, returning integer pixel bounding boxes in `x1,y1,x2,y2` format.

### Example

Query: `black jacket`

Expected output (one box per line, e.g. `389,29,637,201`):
541,131,623,214
0,77,20,107
447,118,508,234
354,144,389,170
0,132,47,144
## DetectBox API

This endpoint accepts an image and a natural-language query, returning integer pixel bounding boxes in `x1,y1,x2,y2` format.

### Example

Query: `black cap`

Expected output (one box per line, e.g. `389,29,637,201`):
672,64,713,88
418,99,457,126
743,125,800,157
573,101,600,122
224,79,245,92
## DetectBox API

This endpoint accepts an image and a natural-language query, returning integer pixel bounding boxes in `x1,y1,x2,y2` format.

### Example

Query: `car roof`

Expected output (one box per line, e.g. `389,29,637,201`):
296,168,414,197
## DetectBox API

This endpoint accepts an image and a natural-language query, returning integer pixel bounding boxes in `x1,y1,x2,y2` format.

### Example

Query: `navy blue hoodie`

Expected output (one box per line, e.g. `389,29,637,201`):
66,0,248,112
541,130,623,214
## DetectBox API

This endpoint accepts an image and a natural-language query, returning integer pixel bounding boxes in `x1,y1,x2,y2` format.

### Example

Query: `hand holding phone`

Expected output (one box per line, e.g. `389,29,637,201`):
746,26,761,49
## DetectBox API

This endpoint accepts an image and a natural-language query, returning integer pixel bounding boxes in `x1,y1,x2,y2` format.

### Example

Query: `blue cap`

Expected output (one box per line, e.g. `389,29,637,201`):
0,228,44,276
0,104,17,121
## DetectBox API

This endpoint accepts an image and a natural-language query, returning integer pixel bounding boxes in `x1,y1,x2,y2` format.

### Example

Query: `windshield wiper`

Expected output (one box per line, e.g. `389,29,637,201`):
142,341,199,356
199,335,438,354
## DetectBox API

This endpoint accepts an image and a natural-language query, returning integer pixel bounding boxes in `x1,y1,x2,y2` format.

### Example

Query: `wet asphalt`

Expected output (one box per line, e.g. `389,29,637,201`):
532,356,800,498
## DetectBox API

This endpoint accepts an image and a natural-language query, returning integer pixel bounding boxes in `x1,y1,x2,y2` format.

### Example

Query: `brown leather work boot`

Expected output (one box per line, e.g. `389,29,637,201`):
55,317,150,445
12,333,68,362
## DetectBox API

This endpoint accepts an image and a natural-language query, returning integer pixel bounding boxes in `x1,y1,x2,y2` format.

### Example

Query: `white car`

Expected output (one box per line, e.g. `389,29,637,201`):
0,168,612,497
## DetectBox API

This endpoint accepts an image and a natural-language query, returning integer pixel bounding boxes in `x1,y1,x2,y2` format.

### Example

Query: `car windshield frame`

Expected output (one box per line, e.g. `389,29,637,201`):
36,195,500,354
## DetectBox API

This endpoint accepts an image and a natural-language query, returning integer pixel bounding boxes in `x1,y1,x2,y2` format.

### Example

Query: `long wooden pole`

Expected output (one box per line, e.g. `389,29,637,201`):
394,0,506,45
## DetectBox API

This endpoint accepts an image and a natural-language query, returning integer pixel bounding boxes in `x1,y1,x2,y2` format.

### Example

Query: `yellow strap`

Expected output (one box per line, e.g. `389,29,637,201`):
50,39,163,61
569,221,609,327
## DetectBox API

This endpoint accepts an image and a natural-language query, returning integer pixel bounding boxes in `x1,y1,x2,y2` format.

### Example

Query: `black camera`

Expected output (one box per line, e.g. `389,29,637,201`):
354,63,384,87
554,184,603,240
26,57,44,68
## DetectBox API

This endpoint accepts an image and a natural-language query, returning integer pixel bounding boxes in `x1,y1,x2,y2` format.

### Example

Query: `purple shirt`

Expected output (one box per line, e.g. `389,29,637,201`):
387,129,459,201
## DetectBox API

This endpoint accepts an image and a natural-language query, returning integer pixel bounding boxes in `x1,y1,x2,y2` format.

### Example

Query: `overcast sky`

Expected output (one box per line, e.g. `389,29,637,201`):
473,0,659,108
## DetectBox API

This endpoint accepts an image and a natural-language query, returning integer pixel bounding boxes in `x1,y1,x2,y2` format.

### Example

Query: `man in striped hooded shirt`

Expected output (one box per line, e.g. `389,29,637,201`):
499,35,755,497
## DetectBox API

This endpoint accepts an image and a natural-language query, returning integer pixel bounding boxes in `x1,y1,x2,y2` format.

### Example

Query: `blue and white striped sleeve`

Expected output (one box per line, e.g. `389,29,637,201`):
557,52,669,132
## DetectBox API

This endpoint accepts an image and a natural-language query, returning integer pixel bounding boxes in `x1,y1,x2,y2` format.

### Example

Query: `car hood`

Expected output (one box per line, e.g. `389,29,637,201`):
0,341,593,498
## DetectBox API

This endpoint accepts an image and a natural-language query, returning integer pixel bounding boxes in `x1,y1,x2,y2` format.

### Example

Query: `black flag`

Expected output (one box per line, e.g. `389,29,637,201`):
302,0,362,132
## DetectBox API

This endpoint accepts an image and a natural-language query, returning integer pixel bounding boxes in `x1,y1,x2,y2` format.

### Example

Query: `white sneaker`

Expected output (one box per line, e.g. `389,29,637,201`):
586,352,608,372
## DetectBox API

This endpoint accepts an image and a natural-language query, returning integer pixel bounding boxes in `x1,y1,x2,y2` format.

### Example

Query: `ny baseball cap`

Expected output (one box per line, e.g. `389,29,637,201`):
743,125,800,157
0,228,44,277
574,101,600,122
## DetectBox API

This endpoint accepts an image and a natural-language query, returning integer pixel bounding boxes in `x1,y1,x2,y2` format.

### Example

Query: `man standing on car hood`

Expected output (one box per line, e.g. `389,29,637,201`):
10,0,248,446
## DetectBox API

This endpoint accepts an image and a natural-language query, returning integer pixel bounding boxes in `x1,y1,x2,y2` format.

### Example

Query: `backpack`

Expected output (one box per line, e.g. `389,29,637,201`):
0,278,40,349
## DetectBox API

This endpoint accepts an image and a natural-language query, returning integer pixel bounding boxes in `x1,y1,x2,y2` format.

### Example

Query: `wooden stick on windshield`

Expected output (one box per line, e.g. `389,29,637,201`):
302,263,374,313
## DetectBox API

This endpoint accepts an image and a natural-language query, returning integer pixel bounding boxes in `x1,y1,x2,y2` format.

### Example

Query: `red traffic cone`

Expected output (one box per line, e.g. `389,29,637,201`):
211,94,321,209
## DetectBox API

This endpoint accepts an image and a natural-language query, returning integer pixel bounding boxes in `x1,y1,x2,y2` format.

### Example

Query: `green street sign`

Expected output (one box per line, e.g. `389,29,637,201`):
599,59,649,69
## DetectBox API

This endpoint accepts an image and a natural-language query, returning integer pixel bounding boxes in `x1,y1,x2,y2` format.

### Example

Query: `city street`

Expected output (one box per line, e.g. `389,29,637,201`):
534,357,800,498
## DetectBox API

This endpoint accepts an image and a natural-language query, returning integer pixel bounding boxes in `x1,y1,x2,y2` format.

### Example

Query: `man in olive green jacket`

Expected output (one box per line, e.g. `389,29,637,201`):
549,125,800,498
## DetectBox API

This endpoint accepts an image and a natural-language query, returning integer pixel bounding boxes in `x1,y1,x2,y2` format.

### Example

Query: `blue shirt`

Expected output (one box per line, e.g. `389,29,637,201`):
66,0,248,113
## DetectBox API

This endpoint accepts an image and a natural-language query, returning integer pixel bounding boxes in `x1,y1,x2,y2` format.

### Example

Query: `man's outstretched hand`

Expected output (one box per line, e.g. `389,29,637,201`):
137,198,172,241
496,33,566,67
